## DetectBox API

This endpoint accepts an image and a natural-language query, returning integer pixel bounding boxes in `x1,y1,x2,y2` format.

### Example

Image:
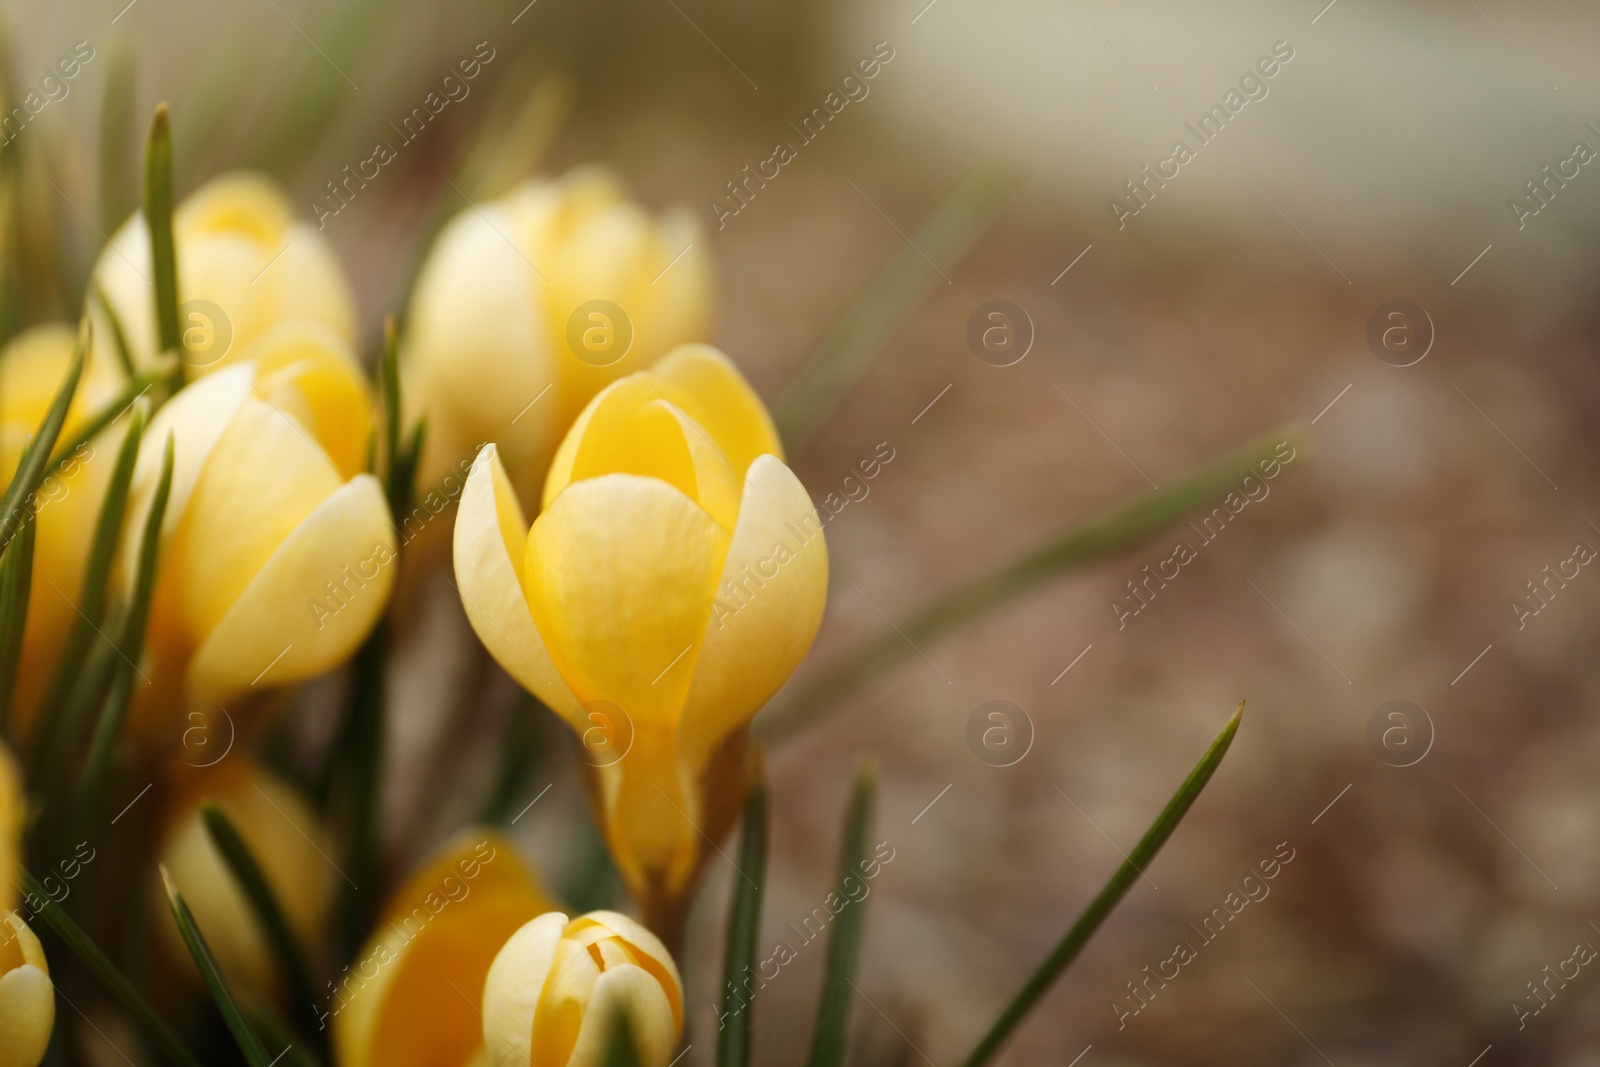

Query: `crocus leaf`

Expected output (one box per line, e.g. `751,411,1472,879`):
759,427,1302,743
144,104,181,368
804,761,876,1067
0,504,35,736
20,867,203,1067
0,327,83,563
160,865,274,1067
717,755,768,1067
959,702,1244,1067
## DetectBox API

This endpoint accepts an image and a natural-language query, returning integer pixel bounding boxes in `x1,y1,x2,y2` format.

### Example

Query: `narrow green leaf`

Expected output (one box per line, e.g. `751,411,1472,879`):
27,403,146,778
773,167,1013,448
0,505,35,735
46,364,166,478
30,604,122,794
201,803,323,1047
805,761,876,1067
759,427,1303,743
91,280,136,378
0,330,83,563
160,865,273,1067
959,702,1245,1067
336,618,386,959
19,867,203,1067
76,433,173,829
379,316,401,497
98,44,136,233
144,104,181,365
717,758,768,1067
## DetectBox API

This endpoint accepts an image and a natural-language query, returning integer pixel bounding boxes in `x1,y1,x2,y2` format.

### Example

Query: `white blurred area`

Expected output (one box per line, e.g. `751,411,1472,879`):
837,0,1600,291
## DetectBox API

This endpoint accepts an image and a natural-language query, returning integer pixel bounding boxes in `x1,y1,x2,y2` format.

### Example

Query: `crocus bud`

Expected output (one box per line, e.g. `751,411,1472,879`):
90,170,356,374
0,912,54,1067
482,911,683,1067
0,324,127,735
453,345,826,933
405,165,710,504
124,335,391,740
153,761,331,995
334,831,560,1067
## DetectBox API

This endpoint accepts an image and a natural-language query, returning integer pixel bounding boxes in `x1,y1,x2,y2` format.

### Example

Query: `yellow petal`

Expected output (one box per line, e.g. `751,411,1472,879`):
563,965,677,1067
0,913,52,1067
482,912,567,1067
546,376,742,532
523,474,727,728
531,934,602,1067
677,456,828,775
0,748,18,917
188,473,395,704
453,445,580,717
241,322,374,480
578,911,681,1031
406,201,555,488
648,345,781,470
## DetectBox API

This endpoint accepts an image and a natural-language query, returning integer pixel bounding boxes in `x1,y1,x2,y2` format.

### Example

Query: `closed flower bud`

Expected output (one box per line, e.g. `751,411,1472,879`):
453,345,826,932
0,912,53,1067
153,761,330,995
406,166,710,503
0,325,127,735
334,831,560,1067
482,910,682,1067
125,336,391,739
90,171,356,374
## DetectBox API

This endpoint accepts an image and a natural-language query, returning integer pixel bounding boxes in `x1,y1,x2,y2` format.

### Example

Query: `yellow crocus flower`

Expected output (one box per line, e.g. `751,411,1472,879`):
153,760,330,996
90,170,356,374
333,830,561,1067
123,331,390,744
453,344,827,932
405,165,710,505
0,324,126,736
482,910,682,1067
0,911,53,1067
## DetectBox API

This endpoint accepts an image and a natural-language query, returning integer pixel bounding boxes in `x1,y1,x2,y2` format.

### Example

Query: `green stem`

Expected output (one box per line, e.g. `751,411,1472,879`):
716,762,767,1067
804,762,876,1067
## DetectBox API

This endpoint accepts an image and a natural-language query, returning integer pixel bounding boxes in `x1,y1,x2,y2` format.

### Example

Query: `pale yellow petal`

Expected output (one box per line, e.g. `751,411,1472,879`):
649,344,782,470
453,445,580,718
481,912,567,1067
531,938,600,1067
0,914,51,1067
187,473,394,703
677,456,828,774
243,322,373,479
523,474,727,727
563,965,677,1067
581,911,681,1030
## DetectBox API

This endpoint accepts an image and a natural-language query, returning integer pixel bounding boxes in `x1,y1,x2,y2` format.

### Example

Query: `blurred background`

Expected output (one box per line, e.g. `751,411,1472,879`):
10,0,1600,1063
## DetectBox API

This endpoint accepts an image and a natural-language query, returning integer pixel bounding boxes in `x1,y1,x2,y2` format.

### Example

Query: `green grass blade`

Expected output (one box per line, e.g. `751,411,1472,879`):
160,865,273,1067
91,280,136,377
30,605,122,795
759,427,1303,743
379,316,400,494
335,618,385,959
959,702,1245,1067
772,168,1013,448
98,44,136,233
717,759,768,1067
0,330,83,563
76,433,172,829
19,867,203,1067
201,803,323,1047
0,505,35,736
46,365,165,478
28,402,146,775
804,761,876,1067
144,104,181,365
